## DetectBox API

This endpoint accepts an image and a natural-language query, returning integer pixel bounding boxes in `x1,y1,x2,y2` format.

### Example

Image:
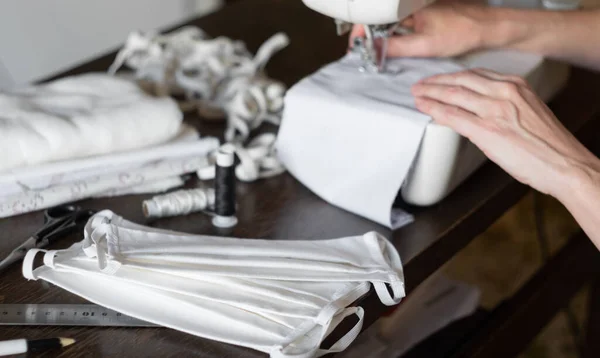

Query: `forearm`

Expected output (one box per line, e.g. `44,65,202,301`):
481,7,600,71
555,154,600,251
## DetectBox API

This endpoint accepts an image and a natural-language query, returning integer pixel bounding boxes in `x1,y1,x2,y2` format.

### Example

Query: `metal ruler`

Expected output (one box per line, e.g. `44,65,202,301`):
0,304,158,327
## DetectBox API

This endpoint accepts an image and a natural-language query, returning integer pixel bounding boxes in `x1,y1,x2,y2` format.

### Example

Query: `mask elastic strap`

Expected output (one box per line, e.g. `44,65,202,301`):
83,223,122,274
270,307,365,358
373,280,404,305
22,249,47,280
83,212,112,256
272,282,370,358
43,250,58,268
43,249,81,270
363,231,406,305
315,307,364,357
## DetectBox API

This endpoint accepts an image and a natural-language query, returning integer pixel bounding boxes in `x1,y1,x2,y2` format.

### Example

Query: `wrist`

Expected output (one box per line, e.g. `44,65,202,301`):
553,155,600,208
480,7,565,54
473,7,525,50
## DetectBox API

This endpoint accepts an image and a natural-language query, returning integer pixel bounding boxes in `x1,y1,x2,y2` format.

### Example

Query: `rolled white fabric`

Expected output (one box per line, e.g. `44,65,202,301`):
0,139,218,218
94,176,185,198
0,72,183,171
0,125,205,197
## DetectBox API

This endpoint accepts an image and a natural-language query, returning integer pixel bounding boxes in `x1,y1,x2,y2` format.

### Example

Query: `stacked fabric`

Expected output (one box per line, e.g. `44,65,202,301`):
0,72,219,218
23,210,405,357
0,26,290,218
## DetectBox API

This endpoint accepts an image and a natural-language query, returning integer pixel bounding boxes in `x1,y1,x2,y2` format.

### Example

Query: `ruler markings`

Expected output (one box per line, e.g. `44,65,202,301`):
0,304,158,327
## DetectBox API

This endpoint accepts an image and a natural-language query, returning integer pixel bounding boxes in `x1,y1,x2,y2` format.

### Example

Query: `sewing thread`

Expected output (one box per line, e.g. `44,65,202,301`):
142,188,215,219
212,146,238,228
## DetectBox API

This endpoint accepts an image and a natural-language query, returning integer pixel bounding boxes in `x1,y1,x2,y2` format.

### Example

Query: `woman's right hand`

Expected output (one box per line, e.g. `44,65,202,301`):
349,2,501,58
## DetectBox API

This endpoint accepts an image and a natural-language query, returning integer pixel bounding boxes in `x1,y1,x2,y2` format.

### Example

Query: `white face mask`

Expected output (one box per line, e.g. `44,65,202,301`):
23,210,404,358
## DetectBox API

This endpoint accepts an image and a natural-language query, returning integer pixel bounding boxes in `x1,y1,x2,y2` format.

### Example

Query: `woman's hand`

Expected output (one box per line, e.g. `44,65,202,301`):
349,3,600,71
349,2,501,58
410,68,600,200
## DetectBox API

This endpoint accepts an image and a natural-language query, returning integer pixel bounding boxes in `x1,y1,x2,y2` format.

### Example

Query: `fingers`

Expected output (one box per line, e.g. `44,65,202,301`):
418,69,531,102
413,96,480,139
470,68,529,86
348,25,365,48
412,82,503,118
386,34,437,57
417,70,501,96
350,24,435,58
399,15,415,28
351,26,435,58
470,67,540,104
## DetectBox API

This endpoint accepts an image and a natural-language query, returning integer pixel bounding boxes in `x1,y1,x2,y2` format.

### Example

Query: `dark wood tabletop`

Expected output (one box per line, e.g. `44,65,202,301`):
2,0,600,357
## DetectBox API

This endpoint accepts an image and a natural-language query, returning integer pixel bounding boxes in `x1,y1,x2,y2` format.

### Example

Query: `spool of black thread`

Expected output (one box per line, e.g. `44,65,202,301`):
212,146,238,228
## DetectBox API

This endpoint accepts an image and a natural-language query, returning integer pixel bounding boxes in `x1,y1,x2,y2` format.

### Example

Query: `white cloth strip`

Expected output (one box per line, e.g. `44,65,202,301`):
109,25,289,144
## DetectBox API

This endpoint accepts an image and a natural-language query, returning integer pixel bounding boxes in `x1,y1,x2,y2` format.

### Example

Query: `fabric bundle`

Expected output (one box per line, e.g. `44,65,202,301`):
0,125,208,197
0,73,183,171
0,72,222,218
23,210,405,357
0,26,293,218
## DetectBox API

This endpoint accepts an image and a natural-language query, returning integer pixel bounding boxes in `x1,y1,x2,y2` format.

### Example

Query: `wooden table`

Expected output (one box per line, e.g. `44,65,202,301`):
1,0,600,357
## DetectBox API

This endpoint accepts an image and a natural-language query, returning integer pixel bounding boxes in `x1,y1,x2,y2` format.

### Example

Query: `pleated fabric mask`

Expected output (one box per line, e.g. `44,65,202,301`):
23,210,404,358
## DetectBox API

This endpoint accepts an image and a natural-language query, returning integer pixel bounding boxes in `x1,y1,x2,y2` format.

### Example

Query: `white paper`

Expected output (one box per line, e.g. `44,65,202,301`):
276,53,465,228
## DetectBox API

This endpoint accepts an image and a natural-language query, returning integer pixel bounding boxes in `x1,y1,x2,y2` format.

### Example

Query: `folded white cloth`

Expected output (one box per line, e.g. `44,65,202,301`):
0,72,183,171
93,176,185,198
0,137,219,218
276,53,465,229
0,124,201,197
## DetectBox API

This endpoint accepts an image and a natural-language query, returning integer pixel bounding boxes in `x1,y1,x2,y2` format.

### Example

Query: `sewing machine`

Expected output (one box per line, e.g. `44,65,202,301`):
302,0,435,72
300,0,570,206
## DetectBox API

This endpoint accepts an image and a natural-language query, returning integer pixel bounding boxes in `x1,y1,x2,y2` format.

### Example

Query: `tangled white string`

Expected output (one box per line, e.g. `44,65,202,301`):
220,78,286,142
197,133,284,182
142,188,215,219
108,27,290,143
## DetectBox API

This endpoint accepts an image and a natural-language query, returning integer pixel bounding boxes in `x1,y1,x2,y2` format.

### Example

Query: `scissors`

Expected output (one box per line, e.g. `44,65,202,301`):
0,205,96,273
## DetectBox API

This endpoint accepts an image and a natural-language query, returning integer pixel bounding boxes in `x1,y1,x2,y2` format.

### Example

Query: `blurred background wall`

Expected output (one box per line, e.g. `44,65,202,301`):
0,0,224,89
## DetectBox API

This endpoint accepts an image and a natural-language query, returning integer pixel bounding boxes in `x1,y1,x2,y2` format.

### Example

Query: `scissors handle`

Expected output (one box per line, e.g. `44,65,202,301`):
46,205,81,219
0,206,95,273
36,206,95,246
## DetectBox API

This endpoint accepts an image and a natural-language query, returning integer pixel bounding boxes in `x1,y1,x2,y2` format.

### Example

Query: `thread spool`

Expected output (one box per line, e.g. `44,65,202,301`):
212,146,238,228
142,188,215,219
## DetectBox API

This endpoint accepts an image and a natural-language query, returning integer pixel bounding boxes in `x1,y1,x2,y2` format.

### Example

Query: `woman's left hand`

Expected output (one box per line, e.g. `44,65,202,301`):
411,68,600,201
